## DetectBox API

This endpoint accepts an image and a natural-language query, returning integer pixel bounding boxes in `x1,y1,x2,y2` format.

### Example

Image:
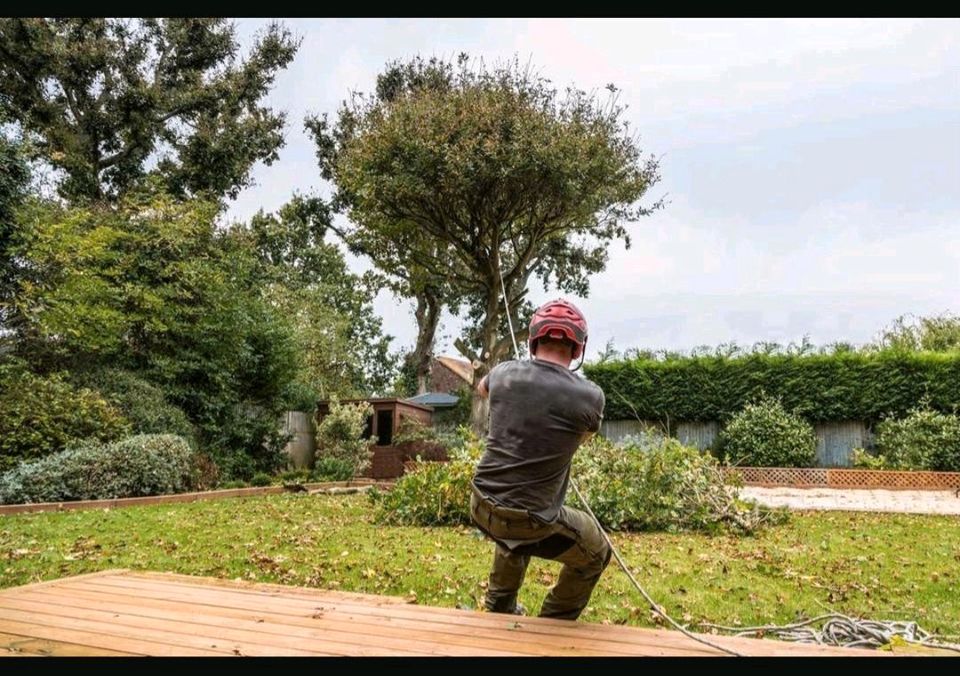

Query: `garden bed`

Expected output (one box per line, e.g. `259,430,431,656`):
0,479,388,516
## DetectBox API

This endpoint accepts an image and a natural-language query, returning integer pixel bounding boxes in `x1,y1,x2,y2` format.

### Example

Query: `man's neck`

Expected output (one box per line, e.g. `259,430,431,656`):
534,353,572,370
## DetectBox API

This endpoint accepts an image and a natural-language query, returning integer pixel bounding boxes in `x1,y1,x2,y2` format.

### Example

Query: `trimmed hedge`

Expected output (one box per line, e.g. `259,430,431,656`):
585,352,960,423
0,434,193,505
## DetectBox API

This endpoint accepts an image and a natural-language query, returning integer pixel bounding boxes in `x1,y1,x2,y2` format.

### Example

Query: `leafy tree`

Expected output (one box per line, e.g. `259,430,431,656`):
594,338,621,364
310,55,661,424
0,18,298,203
877,312,960,353
228,195,395,399
0,130,30,333
308,58,461,395
7,187,300,478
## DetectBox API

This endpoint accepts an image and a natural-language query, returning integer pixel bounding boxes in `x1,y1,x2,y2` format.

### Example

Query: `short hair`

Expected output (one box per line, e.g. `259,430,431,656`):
535,335,575,355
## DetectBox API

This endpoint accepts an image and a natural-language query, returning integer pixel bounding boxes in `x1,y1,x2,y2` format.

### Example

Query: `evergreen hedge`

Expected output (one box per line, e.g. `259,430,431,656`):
585,352,960,423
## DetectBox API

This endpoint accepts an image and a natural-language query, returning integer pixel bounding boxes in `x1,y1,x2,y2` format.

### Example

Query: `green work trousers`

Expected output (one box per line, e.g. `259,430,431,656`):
470,487,612,620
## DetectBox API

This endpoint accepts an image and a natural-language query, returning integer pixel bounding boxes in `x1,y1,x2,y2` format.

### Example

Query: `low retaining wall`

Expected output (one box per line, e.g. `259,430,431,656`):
723,467,960,491
364,446,407,480
0,479,387,516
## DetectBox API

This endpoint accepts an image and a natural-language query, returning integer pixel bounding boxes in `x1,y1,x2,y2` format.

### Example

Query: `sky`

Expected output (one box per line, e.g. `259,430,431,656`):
225,18,960,360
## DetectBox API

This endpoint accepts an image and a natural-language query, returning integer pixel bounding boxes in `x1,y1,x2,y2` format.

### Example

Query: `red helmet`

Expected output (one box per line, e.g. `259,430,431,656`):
528,299,588,359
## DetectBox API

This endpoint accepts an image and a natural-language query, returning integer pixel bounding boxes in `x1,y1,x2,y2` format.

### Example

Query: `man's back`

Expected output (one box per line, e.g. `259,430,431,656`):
472,359,605,523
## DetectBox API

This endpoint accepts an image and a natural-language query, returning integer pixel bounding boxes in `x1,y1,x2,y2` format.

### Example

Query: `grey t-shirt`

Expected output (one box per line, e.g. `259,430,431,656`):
472,359,605,523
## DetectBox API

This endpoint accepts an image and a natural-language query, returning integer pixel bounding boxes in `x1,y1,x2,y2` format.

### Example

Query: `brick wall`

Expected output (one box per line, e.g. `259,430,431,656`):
364,446,406,480
429,359,469,394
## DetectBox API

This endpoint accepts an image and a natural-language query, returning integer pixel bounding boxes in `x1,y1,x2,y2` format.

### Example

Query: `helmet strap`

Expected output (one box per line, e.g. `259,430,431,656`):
570,336,588,372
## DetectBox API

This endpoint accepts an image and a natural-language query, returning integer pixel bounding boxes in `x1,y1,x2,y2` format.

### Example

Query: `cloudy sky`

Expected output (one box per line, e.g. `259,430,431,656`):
226,18,960,360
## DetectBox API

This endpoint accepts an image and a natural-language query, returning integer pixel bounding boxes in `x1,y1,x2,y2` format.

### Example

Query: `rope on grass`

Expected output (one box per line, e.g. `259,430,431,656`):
700,613,960,653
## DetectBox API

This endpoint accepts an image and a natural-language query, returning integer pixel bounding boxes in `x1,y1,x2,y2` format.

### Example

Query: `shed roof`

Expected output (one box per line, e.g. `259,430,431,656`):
406,392,460,407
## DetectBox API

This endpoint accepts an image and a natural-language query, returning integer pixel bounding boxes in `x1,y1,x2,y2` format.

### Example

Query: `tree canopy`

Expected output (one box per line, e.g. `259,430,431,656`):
0,18,298,203
310,54,661,425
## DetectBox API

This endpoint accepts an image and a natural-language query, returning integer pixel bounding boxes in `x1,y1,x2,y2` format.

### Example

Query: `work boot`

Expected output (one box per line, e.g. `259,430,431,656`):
475,601,525,615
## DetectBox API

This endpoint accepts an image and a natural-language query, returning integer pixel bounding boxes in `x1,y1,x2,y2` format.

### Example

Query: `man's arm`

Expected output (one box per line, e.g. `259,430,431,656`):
584,387,605,435
476,374,490,399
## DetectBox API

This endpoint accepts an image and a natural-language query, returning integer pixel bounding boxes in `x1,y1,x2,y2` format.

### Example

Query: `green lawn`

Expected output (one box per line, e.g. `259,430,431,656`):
2,494,958,637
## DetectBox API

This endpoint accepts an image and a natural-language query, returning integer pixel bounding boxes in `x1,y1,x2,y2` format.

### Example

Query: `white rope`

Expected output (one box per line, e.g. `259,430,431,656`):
498,263,521,359
701,614,960,653
569,481,741,656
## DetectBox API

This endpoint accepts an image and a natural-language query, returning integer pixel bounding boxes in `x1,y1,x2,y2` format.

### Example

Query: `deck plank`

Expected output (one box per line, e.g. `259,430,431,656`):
0,571,900,657
53,578,725,655
63,576,742,650
13,586,685,657
0,597,511,657
0,630,138,657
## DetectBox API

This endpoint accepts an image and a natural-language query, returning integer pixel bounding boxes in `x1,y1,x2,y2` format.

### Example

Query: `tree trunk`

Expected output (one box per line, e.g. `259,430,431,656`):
468,286,503,434
410,290,441,394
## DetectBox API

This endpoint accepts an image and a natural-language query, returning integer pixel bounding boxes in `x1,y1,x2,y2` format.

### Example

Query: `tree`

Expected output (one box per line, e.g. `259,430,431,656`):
0,18,298,203
308,58,464,395
228,195,395,399
7,187,301,478
0,130,30,333
312,55,661,427
595,338,621,364
877,312,960,353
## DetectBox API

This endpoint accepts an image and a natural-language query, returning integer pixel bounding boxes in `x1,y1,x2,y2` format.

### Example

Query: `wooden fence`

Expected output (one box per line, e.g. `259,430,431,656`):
601,419,874,468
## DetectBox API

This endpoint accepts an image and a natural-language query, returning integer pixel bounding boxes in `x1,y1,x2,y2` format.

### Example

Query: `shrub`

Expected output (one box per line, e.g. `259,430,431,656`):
279,468,312,484
0,434,193,504
0,362,129,472
70,368,195,441
875,406,960,471
371,430,484,526
311,457,355,481
393,416,450,464
315,399,374,476
220,480,249,489
851,447,888,470
572,435,786,534
372,430,784,534
190,453,220,491
249,472,273,487
716,396,817,467
205,406,291,482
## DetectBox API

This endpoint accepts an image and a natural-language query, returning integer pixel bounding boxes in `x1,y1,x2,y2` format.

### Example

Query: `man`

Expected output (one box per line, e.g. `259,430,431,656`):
470,298,610,621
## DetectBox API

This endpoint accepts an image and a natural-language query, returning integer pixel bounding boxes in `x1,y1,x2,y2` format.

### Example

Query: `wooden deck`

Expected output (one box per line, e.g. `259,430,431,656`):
0,570,891,657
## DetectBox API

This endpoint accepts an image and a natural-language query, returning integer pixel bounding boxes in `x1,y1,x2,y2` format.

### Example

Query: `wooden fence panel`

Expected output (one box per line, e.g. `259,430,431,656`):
676,422,719,451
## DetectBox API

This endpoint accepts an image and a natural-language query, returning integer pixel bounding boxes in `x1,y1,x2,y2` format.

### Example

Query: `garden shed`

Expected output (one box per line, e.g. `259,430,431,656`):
315,398,434,479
